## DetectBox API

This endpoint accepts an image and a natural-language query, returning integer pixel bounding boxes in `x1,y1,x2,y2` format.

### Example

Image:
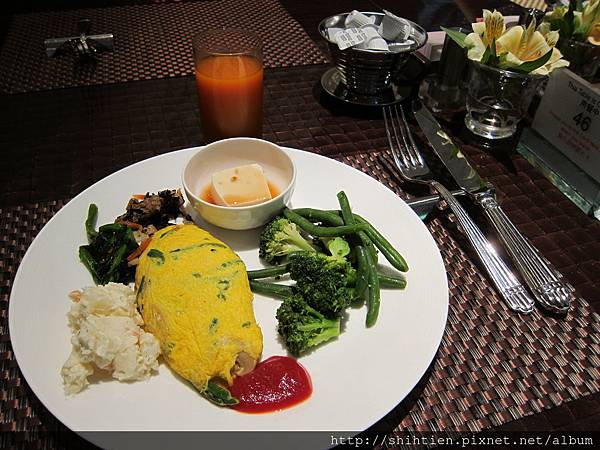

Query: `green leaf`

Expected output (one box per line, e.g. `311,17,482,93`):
79,205,138,285
480,44,493,65
106,243,129,283
479,39,500,67
440,26,468,48
489,38,499,66
147,248,165,265
79,246,101,285
202,380,238,406
498,53,509,67
561,0,577,37
512,49,553,73
85,203,98,240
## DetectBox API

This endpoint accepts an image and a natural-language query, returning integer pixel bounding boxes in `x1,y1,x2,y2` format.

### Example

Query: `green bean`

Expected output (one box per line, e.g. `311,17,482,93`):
249,280,292,298
78,246,100,285
247,264,290,280
353,239,369,301
85,203,98,239
364,247,381,327
354,215,408,272
292,208,378,262
292,208,344,226
378,273,407,289
98,223,127,233
337,191,380,325
313,208,403,270
107,243,129,280
336,191,369,302
337,191,355,228
302,209,403,270
283,208,367,237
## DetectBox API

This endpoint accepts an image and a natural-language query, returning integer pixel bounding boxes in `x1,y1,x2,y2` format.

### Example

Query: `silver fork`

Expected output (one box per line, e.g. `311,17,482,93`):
383,104,534,314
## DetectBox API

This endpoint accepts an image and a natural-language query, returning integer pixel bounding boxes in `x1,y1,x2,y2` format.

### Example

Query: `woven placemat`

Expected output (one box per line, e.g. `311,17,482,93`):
2,65,600,446
1,189,599,446
335,152,600,435
0,0,327,94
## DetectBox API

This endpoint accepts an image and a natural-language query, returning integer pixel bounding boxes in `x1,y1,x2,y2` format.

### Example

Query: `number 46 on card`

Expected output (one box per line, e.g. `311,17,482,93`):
532,69,600,184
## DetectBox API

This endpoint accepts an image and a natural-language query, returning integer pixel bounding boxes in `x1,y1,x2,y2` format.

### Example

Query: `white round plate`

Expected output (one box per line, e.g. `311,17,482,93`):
9,147,448,448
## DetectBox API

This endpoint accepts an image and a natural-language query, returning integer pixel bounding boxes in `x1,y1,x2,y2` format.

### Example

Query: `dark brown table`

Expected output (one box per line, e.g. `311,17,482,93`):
1,1,599,449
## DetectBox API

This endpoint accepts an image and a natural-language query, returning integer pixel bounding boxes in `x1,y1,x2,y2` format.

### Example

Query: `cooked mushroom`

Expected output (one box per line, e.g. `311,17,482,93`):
232,351,257,376
116,189,185,229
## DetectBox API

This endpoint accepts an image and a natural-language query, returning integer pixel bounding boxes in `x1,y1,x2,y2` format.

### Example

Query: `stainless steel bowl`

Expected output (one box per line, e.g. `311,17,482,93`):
318,12,427,95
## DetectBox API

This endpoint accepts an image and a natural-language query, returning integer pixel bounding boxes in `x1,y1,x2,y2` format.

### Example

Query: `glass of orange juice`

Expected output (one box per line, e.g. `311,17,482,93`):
192,29,263,143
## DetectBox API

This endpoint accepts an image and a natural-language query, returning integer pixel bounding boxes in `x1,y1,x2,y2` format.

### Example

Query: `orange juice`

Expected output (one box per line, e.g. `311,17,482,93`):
195,55,263,142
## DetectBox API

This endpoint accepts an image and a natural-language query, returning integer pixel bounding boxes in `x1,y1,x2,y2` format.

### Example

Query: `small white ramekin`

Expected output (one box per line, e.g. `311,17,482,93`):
182,137,296,230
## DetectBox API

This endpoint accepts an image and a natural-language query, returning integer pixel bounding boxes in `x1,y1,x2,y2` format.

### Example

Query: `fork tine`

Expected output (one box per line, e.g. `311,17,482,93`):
398,104,425,168
393,104,425,172
389,105,413,170
392,106,413,171
383,106,408,172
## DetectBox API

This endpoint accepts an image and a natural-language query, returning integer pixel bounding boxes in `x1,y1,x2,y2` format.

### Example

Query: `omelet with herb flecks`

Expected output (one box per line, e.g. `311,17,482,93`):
135,224,262,404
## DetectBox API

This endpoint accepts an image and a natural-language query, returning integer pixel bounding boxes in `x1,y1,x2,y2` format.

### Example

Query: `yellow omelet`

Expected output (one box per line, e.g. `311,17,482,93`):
135,224,262,405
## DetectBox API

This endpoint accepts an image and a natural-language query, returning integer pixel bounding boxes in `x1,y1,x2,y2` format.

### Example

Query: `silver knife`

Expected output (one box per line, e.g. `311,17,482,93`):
413,102,574,313
406,190,464,219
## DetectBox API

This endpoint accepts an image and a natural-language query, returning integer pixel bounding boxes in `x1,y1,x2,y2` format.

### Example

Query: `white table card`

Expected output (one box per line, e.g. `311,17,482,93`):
532,69,600,183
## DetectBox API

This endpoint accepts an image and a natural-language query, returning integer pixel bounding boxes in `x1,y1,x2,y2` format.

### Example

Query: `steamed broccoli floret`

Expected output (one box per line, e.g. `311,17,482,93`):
322,236,351,259
289,251,357,317
259,217,317,264
276,294,341,355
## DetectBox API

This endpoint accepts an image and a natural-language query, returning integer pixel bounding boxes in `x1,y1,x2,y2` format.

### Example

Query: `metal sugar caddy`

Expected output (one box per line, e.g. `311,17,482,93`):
318,12,427,106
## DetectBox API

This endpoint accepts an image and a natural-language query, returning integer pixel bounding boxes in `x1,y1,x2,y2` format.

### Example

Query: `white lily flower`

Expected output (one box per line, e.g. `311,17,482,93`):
470,9,505,46
531,47,570,75
580,0,600,33
543,0,600,44
464,9,505,61
544,30,560,47
464,32,486,61
496,23,551,63
537,22,552,36
545,5,568,22
472,20,486,36
483,9,505,45
589,21,600,44
459,8,568,73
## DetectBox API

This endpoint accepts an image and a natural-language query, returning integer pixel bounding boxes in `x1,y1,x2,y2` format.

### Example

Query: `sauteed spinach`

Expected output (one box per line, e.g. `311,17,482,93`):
79,204,138,285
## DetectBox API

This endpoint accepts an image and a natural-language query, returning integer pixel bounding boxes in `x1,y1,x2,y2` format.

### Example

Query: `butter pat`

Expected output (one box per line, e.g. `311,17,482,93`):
211,164,272,207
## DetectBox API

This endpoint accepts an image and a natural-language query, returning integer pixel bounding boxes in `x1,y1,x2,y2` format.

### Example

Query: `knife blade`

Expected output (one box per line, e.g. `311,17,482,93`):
412,101,574,313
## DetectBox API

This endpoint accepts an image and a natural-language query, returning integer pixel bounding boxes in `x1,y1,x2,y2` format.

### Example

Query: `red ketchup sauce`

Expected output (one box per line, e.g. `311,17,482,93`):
230,356,312,413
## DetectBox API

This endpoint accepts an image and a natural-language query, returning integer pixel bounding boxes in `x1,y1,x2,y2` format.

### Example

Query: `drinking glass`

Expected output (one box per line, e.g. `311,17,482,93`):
465,61,545,140
192,29,263,143
557,37,600,82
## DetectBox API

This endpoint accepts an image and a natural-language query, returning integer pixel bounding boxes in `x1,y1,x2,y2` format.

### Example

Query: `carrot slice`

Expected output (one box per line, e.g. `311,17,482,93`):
127,238,151,262
116,220,143,231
